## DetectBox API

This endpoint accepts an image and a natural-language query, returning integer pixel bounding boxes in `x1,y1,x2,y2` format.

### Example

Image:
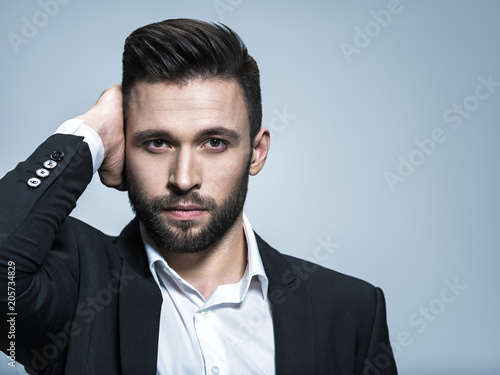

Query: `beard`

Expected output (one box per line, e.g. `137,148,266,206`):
126,160,250,254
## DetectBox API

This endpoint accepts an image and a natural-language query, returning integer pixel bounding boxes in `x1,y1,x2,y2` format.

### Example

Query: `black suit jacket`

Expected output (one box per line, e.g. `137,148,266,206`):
0,134,397,374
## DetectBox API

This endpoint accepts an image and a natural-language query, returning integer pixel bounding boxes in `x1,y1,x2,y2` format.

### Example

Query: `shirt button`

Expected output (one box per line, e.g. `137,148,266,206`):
36,168,50,178
211,366,220,374
27,177,41,188
43,160,57,169
50,150,65,161
201,310,211,318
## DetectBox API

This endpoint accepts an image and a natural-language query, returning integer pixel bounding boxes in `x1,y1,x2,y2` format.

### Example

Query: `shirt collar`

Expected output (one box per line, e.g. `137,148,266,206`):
142,212,269,302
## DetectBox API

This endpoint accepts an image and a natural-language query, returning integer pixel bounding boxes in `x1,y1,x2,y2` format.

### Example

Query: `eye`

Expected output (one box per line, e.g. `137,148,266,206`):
145,139,169,151
208,139,222,147
203,138,227,151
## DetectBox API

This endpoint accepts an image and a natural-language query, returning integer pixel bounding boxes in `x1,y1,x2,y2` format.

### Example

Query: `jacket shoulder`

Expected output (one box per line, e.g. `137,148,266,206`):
256,233,381,307
282,253,380,303
284,253,376,290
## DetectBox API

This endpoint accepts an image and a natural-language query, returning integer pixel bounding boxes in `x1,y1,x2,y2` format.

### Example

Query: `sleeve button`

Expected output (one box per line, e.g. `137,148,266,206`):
27,178,41,188
36,168,50,178
43,160,57,169
50,151,65,161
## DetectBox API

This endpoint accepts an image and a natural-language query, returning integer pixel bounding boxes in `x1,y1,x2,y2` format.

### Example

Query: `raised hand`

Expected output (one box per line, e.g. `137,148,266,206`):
75,84,125,190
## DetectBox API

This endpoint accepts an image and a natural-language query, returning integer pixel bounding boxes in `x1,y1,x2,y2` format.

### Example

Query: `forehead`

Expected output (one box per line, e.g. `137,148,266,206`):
126,79,249,136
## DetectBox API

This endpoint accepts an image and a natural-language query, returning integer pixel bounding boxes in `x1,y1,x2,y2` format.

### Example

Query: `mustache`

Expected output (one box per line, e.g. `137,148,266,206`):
149,191,217,211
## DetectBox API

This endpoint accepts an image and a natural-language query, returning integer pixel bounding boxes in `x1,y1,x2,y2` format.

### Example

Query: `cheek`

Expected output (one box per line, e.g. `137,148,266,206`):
125,150,164,196
205,153,249,193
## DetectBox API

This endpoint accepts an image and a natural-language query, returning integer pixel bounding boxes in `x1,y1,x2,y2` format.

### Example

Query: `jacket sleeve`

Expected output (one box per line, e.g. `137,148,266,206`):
360,287,398,374
0,134,94,366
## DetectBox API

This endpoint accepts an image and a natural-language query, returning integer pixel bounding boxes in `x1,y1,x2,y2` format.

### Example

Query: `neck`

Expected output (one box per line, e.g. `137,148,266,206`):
161,215,248,300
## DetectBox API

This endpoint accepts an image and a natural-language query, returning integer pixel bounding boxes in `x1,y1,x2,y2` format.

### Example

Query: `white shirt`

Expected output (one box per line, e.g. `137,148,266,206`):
55,120,276,375
142,214,275,375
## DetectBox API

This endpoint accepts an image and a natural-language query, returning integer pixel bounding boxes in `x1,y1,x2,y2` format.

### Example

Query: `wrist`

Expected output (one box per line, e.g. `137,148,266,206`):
55,119,105,174
74,110,107,139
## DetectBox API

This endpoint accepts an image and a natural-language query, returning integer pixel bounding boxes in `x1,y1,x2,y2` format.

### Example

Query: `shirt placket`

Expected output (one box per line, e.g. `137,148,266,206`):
194,305,228,375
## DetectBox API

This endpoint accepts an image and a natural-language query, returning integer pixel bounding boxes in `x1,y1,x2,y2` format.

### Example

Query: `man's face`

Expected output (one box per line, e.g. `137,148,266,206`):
125,79,253,254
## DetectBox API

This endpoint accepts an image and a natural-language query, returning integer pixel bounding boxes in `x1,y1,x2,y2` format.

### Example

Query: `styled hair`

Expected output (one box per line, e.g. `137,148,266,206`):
122,18,262,139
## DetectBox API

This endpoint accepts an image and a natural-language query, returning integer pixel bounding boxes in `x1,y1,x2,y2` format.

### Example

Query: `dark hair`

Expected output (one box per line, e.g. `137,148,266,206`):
122,18,262,140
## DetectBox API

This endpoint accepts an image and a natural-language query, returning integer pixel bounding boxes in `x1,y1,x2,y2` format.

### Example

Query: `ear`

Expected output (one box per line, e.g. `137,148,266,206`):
249,127,270,176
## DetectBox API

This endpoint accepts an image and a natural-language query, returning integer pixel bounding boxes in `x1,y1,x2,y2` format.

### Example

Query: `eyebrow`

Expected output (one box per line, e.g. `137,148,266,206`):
132,129,173,143
132,127,241,143
196,127,240,141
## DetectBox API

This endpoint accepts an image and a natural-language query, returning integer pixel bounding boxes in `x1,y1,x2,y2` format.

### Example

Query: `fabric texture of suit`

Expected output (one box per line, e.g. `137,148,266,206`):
0,134,397,374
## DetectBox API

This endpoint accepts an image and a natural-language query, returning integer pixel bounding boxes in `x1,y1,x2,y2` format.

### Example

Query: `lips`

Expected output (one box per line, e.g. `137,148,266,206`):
167,204,205,211
164,204,207,221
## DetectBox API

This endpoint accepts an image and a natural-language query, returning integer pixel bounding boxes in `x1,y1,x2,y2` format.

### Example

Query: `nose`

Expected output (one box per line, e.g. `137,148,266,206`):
167,147,201,193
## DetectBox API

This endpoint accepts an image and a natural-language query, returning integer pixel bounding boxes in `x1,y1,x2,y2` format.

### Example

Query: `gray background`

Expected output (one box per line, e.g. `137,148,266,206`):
1,0,499,374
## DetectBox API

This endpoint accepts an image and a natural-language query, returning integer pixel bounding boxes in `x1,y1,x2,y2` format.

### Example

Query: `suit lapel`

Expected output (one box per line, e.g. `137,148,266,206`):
113,222,314,374
116,219,163,375
256,234,315,375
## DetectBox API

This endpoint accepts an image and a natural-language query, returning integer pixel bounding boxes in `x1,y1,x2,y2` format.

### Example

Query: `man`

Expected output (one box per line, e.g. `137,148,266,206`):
0,19,397,374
